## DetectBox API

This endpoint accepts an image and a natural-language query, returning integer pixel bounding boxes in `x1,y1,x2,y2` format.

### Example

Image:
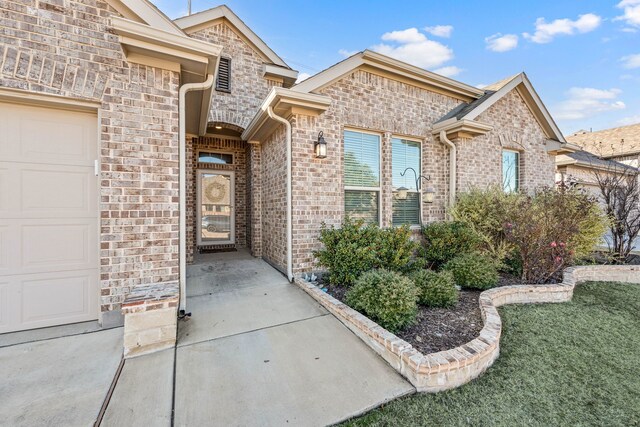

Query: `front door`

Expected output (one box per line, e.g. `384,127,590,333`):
197,170,235,245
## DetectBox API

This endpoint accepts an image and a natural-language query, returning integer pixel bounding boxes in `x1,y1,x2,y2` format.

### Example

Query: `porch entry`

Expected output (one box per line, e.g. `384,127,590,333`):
197,170,235,245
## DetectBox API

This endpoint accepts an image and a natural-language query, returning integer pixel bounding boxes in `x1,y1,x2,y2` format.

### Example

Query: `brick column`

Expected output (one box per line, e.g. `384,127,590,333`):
381,132,393,227
248,143,262,256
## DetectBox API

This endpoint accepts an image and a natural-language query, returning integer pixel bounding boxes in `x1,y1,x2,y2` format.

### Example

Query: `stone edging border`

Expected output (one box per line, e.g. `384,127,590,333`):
293,265,639,392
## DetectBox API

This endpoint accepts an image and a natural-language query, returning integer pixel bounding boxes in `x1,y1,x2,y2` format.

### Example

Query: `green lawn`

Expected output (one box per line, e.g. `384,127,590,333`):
344,282,640,427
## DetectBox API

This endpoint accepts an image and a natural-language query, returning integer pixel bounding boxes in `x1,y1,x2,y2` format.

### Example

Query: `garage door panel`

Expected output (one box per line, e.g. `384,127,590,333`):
22,222,97,272
0,103,96,167
0,101,99,333
21,167,93,215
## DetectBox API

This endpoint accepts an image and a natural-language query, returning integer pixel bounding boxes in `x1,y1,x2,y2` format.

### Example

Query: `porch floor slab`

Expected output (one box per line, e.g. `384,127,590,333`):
174,314,414,427
0,327,122,426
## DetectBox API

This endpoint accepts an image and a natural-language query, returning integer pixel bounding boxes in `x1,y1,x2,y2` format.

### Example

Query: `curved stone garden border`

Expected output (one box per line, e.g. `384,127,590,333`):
294,265,640,392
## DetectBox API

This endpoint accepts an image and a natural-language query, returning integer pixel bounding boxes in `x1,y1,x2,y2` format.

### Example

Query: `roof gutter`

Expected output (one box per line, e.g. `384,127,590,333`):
266,106,293,282
178,74,215,313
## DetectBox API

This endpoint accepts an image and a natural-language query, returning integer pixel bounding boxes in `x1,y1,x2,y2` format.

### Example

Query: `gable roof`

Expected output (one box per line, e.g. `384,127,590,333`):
106,0,184,35
173,5,290,69
566,123,640,158
291,50,484,101
435,73,566,143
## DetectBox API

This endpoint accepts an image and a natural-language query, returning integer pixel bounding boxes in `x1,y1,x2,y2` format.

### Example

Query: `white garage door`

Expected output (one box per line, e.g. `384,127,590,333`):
0,101,99,333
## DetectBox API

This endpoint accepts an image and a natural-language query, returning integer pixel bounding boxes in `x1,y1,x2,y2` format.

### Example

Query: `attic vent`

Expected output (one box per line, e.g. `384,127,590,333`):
216,57,231,92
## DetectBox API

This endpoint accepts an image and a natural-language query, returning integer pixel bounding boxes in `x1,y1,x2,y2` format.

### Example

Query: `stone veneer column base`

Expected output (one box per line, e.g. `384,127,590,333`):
294,265,640,393
121,282,179,358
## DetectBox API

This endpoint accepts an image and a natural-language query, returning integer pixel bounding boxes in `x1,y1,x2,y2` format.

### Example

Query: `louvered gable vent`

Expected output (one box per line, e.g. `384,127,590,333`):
216,57,231,92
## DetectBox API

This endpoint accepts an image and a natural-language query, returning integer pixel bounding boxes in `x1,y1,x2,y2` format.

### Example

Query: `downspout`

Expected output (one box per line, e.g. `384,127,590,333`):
179,74,215,312
266,106,293,282
439,130,457,218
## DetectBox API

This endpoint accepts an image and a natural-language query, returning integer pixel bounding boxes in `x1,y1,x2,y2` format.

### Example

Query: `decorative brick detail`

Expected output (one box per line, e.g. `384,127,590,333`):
294,265,640,393
121,281,178,358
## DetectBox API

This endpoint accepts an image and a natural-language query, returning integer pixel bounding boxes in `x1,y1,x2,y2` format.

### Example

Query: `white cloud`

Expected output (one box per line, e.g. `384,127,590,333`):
433,66,462,77
338,49,358,58
621,53,640,68
424,25,453,38
296,72,311,83
615,0,640,27
485,33,519,52
554,87,626,120
523,13,602,43
476,83,488,89
617,114,640,126
372,27,454,69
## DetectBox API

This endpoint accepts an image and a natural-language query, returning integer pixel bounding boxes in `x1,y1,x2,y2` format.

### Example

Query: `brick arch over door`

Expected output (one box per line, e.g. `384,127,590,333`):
208,110,253,132
186,135,249,263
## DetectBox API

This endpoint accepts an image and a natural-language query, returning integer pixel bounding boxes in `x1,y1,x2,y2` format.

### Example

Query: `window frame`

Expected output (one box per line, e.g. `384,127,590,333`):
197,149,235,166
343,127,382,226
391,135,422,227
502,149,520,193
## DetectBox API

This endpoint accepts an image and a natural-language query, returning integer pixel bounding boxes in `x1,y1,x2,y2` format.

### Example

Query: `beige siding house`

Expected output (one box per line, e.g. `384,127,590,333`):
0,1,573,350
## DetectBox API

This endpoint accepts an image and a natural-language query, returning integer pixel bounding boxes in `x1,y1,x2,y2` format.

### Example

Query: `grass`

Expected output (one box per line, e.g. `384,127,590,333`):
344,282,640,427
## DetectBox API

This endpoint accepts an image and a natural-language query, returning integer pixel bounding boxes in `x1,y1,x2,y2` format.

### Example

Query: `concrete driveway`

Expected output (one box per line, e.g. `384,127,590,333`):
0,326,122,426
105,250,414,426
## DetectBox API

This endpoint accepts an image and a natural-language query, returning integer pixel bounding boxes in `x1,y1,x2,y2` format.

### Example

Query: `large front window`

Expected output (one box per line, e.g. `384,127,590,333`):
502,150,520,192
392,138,421,226
344,130,380,224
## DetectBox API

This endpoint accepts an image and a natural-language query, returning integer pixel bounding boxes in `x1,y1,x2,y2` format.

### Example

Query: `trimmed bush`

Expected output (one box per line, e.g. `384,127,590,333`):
410,269,458,308
443,253,499,290
345,269,418,332
314,217,417,286
421,221,482,268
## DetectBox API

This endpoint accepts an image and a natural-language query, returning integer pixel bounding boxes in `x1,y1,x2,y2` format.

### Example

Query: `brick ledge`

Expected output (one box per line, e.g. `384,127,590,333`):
294,265,640,392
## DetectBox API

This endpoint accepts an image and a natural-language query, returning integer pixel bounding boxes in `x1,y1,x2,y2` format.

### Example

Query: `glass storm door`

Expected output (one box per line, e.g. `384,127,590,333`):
197,170,235,245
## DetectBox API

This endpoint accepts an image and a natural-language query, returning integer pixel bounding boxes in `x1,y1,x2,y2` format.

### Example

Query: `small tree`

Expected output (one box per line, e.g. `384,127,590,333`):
588,140,640,263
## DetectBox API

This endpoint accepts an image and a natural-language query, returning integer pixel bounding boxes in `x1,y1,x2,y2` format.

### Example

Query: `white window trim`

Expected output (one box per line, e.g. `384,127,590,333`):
343,127,383,226
502,149,521,192
391,135,422,227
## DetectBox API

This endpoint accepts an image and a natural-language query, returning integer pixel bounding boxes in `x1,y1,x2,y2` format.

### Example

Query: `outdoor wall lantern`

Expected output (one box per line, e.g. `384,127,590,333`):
315,131,327,158
397,167,434,203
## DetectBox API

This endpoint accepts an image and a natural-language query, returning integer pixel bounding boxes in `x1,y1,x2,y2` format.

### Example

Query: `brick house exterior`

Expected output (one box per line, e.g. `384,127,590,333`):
0,1,572,339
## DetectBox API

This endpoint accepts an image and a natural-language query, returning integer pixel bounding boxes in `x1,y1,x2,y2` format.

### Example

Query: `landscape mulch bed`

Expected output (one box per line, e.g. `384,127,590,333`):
321,273,531,355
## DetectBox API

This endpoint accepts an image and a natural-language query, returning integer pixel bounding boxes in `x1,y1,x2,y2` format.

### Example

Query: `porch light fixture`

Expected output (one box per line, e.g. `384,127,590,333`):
396,167,433,203
315,131,327,158
214,125,223,129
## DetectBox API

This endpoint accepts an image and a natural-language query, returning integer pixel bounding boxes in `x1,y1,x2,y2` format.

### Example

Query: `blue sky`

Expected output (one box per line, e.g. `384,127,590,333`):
152,0,640,135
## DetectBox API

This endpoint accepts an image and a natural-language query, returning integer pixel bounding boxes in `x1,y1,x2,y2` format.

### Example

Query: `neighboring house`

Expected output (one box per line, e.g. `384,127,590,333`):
0,0,573,335
566,124,640,168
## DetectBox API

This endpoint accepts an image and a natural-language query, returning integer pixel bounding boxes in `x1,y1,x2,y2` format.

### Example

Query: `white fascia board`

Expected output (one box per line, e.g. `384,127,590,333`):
242,87,331,141
174,5,289,68
263,64,299,87
431,119,494,135
108,0,184,35
520,75,566,143
290,54,364,93
463,74,523,121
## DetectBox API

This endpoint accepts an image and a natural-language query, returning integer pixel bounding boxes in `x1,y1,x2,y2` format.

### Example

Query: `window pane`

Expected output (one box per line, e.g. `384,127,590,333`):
392,138,420,190
345,190,379,224
392,138,421,225
393,192,420,226
502,150,519,192
199,152,233,165
344,130,380,187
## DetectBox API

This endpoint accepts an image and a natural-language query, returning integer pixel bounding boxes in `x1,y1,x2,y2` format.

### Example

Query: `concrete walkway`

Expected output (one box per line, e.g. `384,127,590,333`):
105,250,414,426
0,327,123,426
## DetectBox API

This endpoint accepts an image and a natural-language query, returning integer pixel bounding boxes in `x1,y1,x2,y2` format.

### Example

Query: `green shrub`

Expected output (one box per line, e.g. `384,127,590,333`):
410,269,458,308
345,269,418,332
451,186,521,265
314,217,417,286
443,253,499,290
420,221,482,268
